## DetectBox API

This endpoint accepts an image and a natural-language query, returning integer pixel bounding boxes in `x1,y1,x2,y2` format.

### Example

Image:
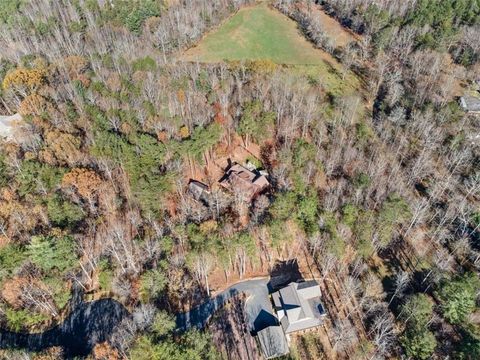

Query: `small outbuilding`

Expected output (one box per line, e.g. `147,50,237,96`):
459,95,480,113
188,180,211,202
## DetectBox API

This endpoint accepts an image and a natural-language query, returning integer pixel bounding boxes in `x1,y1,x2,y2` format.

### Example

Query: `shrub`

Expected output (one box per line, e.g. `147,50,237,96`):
269,191,296,221
353,172,371,189
132,56,157,72
0,245,27,282
296,192,319,234
342,204,359,228
110,0,162,35
0,0,22,25
5,308,49,332
16,160,65,197
62,168,103,199
18,94,50,116
3,67,46,90
139,269,167,303
237,101,275,145
151,311,176,337
400,294,433,327
377,194,411,247
98,260,114,293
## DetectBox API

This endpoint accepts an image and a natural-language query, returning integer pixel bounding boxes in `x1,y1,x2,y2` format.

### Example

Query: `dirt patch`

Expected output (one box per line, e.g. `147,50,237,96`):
290,327,334,360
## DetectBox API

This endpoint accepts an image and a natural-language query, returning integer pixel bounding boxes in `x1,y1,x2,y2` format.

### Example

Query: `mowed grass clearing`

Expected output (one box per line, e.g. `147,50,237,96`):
182,3,331,65
181,2,362,97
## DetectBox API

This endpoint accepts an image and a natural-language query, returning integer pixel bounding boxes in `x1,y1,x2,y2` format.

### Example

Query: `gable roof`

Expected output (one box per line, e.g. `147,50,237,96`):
219,163,269,199
274,281,325,334
257,325,289,359
279,284,304,321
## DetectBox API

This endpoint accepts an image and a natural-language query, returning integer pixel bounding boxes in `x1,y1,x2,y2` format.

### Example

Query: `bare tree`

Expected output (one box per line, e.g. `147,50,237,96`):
388,271,410,305
333,319,358,352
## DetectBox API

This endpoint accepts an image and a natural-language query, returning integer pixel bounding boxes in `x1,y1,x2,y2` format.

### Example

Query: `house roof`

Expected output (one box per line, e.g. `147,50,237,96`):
219,163,269,199
272,291,282,309
257,325,289,359
188,180,210,202
253,173,270,188
274,281,325,334
460,96,480,112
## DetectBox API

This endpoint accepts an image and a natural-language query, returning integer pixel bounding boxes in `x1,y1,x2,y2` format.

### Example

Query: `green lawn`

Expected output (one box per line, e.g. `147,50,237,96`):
181,2,361,97
182,3,330,65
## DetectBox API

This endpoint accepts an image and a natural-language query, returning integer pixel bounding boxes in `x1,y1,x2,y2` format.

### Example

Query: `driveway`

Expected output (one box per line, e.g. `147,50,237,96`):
0,298,129,357
176,278,274,333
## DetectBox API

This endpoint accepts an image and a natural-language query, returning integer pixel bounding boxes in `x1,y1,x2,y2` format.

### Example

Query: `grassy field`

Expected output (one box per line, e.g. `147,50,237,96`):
182,3,330,65
181,2,361,97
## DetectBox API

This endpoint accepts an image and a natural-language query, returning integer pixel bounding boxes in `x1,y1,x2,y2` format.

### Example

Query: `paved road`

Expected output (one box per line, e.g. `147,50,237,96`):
175,278,274,333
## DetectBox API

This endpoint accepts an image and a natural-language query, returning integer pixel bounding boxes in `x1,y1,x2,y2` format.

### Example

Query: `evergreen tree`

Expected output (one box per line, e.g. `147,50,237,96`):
47,194,84,228
400,294,436,360
27,236,77,273
437,272,480,324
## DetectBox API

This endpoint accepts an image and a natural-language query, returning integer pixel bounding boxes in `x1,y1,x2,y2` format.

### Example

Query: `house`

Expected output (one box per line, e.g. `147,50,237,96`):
219,163,269,200
188,180,210,202
272,280,326,334
459,95,480,113
255,280,326,359
0,113,23,140
257,325,289,359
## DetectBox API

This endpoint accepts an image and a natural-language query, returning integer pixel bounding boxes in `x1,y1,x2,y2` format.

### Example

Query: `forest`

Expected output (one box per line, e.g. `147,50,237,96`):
0,0,479,359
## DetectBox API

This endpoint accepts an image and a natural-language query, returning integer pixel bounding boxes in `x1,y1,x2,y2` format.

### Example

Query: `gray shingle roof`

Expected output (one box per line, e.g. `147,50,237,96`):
257,325,289,359
274,281,325,334
272,291,282,309
297,279,319,290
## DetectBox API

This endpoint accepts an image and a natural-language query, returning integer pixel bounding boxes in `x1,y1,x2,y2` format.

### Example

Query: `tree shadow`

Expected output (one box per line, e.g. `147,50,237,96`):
0,298,130,357
251,309,279,336
268,259,304,292
176,288,240,332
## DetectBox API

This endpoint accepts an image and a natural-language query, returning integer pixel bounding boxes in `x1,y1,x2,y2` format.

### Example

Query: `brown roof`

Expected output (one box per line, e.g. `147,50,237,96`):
219,163,269,199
